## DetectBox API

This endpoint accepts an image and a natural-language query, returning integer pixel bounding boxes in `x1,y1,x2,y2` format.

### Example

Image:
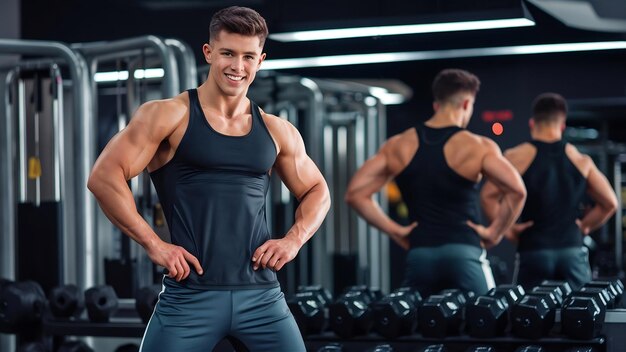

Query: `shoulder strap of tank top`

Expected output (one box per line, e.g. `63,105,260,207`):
186,88,202,125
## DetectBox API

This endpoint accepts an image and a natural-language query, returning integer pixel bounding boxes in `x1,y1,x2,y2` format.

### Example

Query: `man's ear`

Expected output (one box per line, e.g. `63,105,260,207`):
433,101,439,112
202,43,212,64
529,118,535,130
462,98,470,111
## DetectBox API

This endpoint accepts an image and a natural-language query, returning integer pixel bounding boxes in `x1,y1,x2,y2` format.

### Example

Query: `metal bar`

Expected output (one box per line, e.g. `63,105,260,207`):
72,35,179,98
0,38,96,290
165,38,198,90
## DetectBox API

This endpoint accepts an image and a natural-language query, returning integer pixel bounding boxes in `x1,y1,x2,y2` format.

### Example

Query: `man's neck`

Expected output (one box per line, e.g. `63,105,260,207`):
426,109,464,128
531,124,562,142
197,81,249,118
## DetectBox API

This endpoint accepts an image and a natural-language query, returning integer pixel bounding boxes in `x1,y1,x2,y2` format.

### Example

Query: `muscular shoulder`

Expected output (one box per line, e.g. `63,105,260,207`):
565,143,593,177
131,92,189,134
450,130,497,154
260,111,299,155
503,142,536,173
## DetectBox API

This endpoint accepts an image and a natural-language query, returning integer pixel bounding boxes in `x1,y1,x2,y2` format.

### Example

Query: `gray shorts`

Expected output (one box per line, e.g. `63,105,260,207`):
514,246,592,291
403,243,495,298
139,279,305,352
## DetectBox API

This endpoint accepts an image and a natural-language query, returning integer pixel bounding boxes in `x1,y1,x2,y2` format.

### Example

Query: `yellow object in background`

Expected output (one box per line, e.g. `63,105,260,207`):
387,181,402,203
28,156,42,179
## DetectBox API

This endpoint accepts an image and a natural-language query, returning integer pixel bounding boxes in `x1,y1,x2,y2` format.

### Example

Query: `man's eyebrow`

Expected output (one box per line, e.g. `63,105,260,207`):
219,48,258,56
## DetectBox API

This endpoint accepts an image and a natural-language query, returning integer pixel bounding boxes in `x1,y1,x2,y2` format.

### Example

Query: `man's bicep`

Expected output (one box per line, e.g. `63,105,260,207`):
96,108,165,179
273,126,326,199
346,153,393,197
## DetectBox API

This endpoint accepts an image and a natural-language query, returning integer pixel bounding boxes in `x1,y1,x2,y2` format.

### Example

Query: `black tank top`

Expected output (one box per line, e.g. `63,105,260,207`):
149,89,278,289
518,140,587,251
395,125,481,248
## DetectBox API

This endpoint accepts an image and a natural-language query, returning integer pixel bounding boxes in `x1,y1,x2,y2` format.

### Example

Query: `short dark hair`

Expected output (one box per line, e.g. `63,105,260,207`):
432,69,480,103
209,6,269,47
532,92,567,124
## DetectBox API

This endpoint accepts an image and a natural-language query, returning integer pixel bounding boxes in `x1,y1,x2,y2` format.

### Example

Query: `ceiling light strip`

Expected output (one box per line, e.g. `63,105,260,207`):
261,41,626,70
269,18,535,42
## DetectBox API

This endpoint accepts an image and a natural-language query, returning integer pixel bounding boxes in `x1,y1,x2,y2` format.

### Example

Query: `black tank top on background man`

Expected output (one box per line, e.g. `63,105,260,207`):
395,125,481,248
517,140,587,252
150,89,278,289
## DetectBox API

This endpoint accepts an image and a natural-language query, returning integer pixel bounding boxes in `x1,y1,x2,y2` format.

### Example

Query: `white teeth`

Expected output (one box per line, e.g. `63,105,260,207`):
226,74,243,81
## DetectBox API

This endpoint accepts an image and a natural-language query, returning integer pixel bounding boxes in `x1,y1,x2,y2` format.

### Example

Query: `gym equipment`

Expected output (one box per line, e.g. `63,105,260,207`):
515,346,544,352
487,285,525,307
539,280,573,297
465,295,509,337
58,341,94,352
366,344,394,352
135,284,161,324
418,294,463,338
465,346,495,352
0,280,46,333
329,286,378,338
421,344,447,352
561,295,605,340
317,343,343,351
84,285,118,323
288,285,333,336
48,284,84,319
372,287,421,339
511,293,556,339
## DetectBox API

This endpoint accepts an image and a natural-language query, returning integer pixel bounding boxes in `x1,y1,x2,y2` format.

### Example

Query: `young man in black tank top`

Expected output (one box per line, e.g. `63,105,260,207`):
345,69,527,297
482,93,617,290
88,6,330,351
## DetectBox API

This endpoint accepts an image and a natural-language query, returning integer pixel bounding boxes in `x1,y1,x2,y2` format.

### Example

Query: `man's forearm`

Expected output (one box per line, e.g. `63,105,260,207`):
485,190,525,242
578,204,616,234
89,171,161,250
285,183,331,247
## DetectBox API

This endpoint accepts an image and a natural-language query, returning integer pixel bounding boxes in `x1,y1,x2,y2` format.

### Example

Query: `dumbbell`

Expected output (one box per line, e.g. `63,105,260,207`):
366,344,394,352
515,346,543,352
288,285,333,336
531,285,564,307
418,293,464,338
564,347,598,352
135,285,161,324
0,280,47,333
371,287,421,339
465,285,524,338
329,286,379,338
58,341,94,352
511,289,558,339
48,284,85,319
84,285,118,323
466,347,495,352
583,280,623,308
539,280,572,297
420,345,446,352
316,343,343,351
561,293,605,339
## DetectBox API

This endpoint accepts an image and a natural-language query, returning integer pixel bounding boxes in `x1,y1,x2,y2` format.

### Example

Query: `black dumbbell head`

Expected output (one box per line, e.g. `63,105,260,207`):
85,285,118,323
135,285,161,324
49,284,85,319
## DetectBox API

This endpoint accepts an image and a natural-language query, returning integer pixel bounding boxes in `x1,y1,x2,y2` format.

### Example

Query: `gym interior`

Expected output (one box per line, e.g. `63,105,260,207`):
1,1,626,351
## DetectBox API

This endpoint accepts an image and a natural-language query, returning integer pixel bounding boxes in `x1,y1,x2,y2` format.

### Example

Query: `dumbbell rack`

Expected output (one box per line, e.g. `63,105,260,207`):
40,308,626,352
302,309,626,352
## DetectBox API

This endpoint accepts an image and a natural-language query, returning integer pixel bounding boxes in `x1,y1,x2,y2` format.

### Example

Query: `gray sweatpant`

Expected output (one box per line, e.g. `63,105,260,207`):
403,243,495,298
514,246,592,291
139,279,305,352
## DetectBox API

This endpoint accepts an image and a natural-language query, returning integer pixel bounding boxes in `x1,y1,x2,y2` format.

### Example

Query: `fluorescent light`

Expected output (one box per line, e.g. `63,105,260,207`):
269,18,535,42
261,41,626,70
367,87,406,105
94,68,165,82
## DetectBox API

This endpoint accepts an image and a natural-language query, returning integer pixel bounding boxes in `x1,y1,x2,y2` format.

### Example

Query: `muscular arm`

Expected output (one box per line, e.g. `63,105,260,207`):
252,118,331,271
577,157,618,234
471,140,527,247
344,133,417,250
87,100,202,281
